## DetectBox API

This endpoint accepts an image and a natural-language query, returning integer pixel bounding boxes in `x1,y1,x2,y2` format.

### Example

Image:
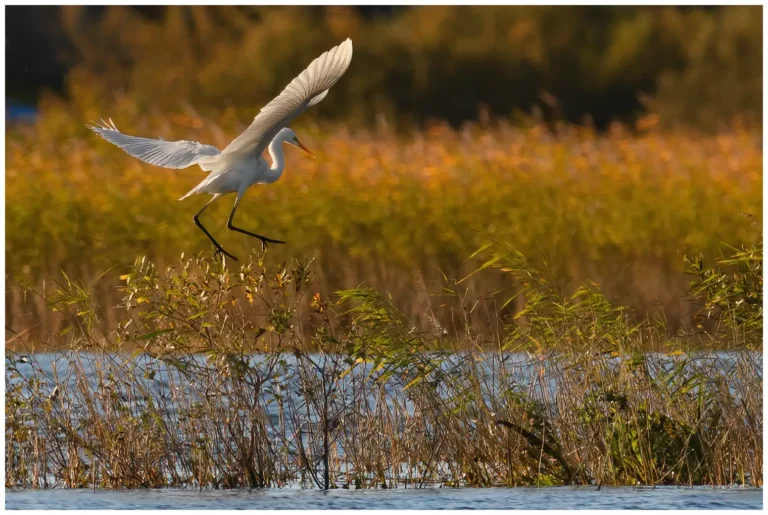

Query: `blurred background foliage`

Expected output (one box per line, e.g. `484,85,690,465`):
7,5,762,130
5,5,763,342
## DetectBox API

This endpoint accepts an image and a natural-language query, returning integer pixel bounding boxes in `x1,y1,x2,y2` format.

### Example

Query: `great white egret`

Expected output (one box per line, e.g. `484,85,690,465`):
88,38,353,261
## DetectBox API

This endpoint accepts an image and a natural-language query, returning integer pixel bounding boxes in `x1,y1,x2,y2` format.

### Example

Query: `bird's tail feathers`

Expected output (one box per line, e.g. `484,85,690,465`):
178,189,196,201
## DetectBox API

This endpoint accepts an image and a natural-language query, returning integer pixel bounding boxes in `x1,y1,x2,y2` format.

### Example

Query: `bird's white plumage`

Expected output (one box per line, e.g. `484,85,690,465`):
87,39,353,261
88,118,221,170
222,38,353,156
88,38,352,175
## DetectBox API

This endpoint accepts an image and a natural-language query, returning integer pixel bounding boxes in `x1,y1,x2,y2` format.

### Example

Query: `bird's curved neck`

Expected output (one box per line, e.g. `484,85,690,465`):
265,135,287,183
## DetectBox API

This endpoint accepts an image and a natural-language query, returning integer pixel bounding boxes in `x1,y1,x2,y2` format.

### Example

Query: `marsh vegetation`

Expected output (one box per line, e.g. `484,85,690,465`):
6,240,762,489
6,110,762,341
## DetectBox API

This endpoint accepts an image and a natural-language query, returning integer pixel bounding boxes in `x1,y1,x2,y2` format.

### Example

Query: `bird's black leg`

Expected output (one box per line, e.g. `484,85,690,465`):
227,193,285,251
193,194,238,261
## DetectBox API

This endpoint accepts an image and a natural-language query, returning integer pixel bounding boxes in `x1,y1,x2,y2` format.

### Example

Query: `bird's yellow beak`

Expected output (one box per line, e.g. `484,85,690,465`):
295,139,315,158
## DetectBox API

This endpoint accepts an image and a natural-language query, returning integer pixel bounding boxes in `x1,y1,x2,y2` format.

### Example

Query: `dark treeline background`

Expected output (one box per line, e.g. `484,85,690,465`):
6,5,762,131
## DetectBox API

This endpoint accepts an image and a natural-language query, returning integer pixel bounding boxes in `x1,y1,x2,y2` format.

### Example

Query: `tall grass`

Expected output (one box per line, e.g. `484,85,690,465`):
6,101,762,339
5,242,762,489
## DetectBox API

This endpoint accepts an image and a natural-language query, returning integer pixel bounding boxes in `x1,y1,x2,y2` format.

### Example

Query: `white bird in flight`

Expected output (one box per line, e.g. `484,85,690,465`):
88,38,353,261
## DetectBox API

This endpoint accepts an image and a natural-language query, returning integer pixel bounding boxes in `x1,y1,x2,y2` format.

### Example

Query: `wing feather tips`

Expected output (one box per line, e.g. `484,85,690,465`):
297,37,353,97
320,38,352,88
330,38,353,86
220,38,353,156
87,118,221,169
262,38,353,116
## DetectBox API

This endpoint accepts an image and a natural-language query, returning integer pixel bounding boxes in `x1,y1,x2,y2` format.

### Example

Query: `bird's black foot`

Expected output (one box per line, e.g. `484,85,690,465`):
258,237,286,252
226,222,286,252
213,246,238,262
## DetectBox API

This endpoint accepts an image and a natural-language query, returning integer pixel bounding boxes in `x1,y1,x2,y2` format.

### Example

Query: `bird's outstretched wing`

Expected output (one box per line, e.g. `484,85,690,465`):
222,38,353,157
88,119,221,169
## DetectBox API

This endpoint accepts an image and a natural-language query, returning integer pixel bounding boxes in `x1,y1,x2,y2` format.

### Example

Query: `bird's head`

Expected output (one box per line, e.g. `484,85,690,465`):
281,128,314,158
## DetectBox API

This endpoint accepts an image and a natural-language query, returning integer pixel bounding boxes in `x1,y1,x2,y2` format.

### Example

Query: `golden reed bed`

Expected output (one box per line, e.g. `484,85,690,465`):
6,101,762,342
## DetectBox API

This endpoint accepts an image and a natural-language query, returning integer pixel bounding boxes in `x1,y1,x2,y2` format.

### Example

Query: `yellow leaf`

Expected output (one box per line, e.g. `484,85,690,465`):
404,375,426,390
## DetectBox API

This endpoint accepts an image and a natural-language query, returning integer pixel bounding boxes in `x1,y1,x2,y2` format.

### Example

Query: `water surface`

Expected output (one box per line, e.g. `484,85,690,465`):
6,486,762,510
